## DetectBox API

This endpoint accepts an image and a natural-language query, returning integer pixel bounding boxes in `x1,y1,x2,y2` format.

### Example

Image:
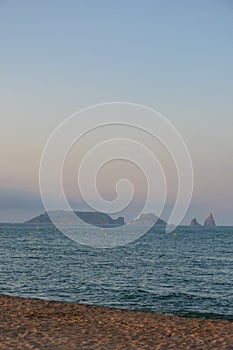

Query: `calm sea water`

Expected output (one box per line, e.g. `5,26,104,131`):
1,224,233,319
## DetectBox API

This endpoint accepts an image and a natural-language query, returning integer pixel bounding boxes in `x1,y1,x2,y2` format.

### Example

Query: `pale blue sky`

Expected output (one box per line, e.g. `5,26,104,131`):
0,0,232,223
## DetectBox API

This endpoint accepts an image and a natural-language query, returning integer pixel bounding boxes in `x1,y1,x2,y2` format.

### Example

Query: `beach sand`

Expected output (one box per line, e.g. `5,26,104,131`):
1,294,233,349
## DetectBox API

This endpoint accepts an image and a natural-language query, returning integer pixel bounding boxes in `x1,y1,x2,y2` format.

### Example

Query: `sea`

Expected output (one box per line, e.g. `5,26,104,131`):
1,223,233,320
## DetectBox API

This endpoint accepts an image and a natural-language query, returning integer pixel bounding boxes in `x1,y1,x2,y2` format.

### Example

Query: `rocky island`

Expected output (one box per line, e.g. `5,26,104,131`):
190,213,217,227
190,218,201,227
25,211,125,227
204,213,216,227
130,213,167,226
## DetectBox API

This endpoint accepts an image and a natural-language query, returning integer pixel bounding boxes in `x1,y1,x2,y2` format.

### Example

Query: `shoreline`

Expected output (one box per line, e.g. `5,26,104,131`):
1,294,233,349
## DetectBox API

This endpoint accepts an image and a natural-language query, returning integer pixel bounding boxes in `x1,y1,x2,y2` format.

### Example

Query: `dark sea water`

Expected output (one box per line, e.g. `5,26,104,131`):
1,224,233,320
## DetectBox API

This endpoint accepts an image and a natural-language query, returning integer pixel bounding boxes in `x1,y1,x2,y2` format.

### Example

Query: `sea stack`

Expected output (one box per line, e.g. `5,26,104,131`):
190,218,201,227
204,213,216,226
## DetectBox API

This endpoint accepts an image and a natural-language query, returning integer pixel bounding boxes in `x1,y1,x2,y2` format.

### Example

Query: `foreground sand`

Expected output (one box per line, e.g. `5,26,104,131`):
1,294,233,349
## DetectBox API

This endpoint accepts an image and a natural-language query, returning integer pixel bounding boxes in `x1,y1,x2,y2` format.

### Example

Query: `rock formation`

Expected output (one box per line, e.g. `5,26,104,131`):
204,213,216,226
190,218,201,226
130,213,166,226
26,211,125,227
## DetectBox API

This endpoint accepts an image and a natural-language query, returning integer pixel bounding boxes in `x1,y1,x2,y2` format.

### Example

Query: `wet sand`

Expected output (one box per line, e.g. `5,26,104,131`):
1,294,233,349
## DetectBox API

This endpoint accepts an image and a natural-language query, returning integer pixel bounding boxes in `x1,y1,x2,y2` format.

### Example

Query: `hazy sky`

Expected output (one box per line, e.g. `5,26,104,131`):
0,0,232,224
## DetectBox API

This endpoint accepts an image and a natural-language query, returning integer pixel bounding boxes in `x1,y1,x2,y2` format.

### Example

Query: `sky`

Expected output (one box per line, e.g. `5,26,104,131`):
0,0,232,224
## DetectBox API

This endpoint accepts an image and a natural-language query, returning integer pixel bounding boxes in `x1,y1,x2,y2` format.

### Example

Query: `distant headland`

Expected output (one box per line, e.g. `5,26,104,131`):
25,211,125,227
25,211,167,227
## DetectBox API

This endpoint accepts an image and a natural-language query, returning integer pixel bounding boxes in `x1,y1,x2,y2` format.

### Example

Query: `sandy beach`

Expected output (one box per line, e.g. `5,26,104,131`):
1,294,233,349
